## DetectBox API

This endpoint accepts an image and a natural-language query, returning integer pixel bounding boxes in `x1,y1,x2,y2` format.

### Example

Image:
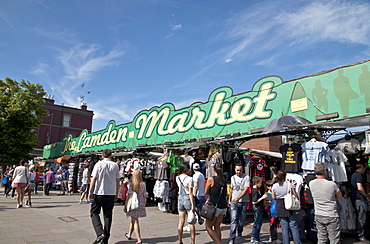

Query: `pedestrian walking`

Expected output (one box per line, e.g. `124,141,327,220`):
176,162,196,244
44,167,54,196
3,166,11,197
33,166,39,194
228,163,250,244
124,169,148,244
272,170,301,244
79,163,90,204
25,165,37,207
12,160,29,208
204,162,228,244
309,162,342,244
89,149,120,244
192,163,205,225
351,163,370,242
251,176,266,243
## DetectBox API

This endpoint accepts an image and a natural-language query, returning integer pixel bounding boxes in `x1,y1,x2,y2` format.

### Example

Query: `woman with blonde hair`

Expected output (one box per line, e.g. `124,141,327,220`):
124,169,148,244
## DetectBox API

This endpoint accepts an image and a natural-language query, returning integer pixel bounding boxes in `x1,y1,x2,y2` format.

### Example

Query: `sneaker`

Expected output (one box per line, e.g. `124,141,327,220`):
19,202,23,208
93,233,105,244
250,237,254,242
16,204,20,208
359,237,370,243
198,217,204,225
229,241,235,244
272,240,283,244
79,200,83,204
183,225,190,232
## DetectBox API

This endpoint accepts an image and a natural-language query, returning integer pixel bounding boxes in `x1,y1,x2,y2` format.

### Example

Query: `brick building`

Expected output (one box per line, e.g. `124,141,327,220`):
32,96,94,157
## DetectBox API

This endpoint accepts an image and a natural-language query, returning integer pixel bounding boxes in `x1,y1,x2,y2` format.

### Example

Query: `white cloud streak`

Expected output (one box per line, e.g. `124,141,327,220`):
212,0,370,66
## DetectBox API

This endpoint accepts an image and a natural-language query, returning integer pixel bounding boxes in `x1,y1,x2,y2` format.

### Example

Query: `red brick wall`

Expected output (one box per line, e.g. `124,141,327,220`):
241,136,282,152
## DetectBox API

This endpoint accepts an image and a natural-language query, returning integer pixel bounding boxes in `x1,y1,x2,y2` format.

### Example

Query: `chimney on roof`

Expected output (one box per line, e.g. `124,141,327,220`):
81,102,87,110
43,94,55,104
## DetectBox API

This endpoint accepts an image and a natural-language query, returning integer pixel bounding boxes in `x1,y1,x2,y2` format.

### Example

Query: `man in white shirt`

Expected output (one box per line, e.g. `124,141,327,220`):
309,162,342,244
192,163,205,225
228,163,250,244
89,149,120,244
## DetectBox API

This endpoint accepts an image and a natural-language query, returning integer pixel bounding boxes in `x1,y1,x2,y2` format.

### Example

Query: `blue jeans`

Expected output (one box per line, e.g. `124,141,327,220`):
280,211,302,244
229,202,248,242
195,195,206,212
353,199,367,239
251,205,263,242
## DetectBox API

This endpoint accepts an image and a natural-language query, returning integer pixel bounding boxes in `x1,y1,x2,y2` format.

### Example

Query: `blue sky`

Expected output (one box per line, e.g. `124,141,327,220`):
1,0,370,132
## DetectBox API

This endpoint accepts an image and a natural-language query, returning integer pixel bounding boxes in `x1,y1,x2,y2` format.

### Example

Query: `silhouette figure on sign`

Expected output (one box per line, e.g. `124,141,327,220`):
333,69,359,117
312,79,328,115
359,65,370,108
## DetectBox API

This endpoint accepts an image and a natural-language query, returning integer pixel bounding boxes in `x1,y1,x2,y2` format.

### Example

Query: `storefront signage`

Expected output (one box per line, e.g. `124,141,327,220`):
43,59,370,158
291,98,308,112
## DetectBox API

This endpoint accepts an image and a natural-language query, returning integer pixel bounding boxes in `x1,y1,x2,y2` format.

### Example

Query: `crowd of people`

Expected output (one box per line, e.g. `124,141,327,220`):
2,150,369,244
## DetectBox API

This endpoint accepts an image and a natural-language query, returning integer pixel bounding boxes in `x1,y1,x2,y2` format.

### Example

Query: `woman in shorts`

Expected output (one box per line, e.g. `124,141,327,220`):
176,162,196,244
12,160,29,208
204,162,228,244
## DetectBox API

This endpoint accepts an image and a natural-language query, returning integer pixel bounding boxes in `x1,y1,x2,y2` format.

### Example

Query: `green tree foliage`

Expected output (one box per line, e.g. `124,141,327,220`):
0,77,48,165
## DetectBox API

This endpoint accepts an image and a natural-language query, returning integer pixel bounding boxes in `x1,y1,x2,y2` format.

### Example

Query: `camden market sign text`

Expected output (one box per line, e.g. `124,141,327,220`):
43,59,370,158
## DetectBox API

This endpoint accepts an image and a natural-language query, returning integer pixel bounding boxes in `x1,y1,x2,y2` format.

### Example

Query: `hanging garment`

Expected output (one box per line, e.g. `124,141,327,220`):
337,138,361,154
325,150,348,182
301,140,330,170
279,143,302,173
154,160,169,180
251,157,268,181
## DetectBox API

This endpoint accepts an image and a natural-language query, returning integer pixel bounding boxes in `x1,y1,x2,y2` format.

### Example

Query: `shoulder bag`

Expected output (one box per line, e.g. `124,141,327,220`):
2,176,8,185
200,185,223,221
284,184,300,210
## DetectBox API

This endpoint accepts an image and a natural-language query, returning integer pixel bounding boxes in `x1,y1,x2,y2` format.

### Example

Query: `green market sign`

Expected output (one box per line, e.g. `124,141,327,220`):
43,59,370,158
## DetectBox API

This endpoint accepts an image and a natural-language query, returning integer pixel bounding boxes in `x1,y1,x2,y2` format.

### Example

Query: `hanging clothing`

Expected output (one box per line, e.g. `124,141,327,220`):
153,180,170,204
286,173,303,197
325,150,348,182
337,138,361,154
251,157,268,181
301,140,330,171
154,160,169,180
168,155,183,173
279,143,302,173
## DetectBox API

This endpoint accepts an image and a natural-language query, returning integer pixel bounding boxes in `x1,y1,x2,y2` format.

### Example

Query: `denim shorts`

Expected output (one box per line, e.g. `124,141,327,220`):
215,207,227,217
178,194,191,212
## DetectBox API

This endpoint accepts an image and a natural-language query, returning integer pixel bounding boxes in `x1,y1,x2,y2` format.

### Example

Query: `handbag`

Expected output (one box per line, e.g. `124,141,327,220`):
200,186,224,221
130,192,139,210
2,177,8,185
187,210,197,225
284,185,301,210
200,202,217,221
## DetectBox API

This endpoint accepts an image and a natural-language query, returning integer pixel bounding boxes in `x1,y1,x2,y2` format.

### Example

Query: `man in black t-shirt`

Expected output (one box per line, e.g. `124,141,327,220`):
351,164,370,242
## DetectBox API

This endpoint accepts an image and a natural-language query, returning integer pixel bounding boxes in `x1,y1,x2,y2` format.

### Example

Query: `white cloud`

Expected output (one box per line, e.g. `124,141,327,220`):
212,0,370,66
171,23,182,31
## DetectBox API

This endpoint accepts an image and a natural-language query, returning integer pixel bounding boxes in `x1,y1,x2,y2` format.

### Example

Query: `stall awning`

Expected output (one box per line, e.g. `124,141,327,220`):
56,156,71,164
288,114,370,130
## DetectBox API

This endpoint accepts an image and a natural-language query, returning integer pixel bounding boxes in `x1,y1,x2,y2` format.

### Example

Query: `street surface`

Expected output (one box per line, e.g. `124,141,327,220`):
0,187,361,244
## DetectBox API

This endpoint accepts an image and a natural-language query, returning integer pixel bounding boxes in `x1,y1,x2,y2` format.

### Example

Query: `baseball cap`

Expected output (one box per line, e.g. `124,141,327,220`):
193,163,200,170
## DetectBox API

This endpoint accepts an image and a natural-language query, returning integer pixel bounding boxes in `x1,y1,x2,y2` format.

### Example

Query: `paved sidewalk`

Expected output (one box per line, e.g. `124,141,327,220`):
0,187,361,244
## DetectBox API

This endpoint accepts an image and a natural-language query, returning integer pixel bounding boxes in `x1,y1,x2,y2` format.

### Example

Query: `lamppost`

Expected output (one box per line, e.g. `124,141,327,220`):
47,113,54,144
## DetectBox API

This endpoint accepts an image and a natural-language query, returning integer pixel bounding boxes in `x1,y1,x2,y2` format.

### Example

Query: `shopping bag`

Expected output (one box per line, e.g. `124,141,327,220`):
187,210,197,225
284,188,300,210
200,202,217,221
130,192,139,210
2,177,8,185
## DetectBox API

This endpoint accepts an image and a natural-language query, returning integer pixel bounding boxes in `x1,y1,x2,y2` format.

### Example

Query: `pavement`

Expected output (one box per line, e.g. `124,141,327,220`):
0,186,363,244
